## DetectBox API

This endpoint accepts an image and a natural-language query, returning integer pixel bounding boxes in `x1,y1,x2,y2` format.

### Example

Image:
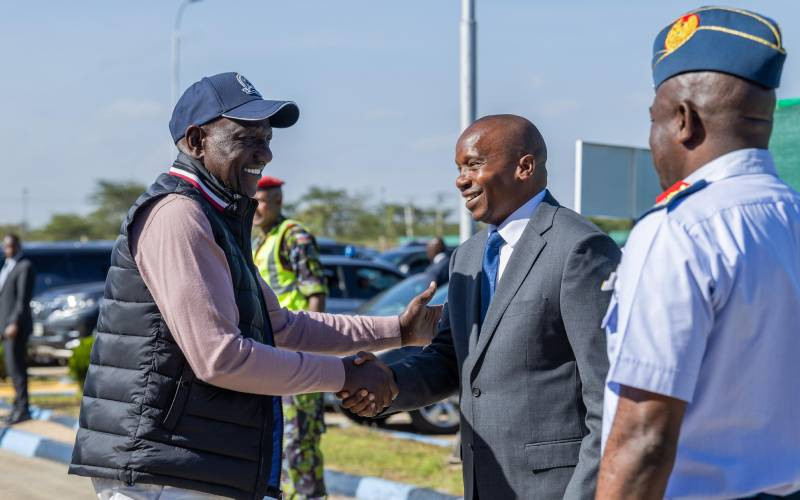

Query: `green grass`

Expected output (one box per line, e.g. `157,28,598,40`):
321,425,464,496
29,394,82,417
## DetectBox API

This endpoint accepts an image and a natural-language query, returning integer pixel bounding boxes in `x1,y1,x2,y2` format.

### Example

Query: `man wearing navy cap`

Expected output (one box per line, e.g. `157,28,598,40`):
68,72,442,500
597,7,800,499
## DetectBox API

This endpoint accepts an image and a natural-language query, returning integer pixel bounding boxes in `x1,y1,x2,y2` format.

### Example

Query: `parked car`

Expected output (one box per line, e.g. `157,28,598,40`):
377,245,430,276
319,255,404,313
10,242,114,364
334,274,459,434
317,237,379,261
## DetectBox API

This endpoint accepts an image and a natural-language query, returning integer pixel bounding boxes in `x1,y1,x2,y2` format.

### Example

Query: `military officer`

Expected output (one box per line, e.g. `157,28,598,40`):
253,176,329,500
597,7,800,499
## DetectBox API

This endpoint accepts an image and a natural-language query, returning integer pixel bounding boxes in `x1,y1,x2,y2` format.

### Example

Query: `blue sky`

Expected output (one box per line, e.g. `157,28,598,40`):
1,0,797,227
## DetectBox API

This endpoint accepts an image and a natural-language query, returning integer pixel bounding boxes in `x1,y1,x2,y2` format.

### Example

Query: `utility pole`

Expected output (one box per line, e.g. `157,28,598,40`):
459,0,477,242
435,192,445,237
172,0,203,109
21,188,28,238
404,204,415,239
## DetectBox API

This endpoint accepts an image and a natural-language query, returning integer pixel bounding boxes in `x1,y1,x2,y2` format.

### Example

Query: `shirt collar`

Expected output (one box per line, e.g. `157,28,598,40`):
168,152,241,212
490,188,548,248
432,252,447,264
684,148,777,185
2,253,19,269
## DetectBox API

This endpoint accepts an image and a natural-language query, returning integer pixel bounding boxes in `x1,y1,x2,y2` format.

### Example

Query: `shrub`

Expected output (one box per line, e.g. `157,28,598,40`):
68,336,94,389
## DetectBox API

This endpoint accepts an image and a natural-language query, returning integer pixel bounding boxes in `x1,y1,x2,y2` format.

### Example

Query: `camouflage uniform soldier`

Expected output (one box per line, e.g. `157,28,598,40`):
253,176,328,499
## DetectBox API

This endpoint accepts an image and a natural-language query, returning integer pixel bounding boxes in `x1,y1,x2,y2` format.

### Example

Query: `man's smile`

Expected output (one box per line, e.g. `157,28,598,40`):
463,190,483,209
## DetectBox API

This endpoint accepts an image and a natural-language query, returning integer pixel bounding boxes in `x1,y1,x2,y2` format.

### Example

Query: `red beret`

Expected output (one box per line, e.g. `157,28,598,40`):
257,176,285,189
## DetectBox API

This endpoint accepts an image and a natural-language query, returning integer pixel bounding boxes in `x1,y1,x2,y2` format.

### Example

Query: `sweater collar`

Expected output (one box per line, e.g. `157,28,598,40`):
168,152,242,212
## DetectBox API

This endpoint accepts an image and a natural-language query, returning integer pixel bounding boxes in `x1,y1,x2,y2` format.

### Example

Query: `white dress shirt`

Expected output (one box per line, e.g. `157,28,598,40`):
0,253,20,290
489,189,547,282
601,149,800,499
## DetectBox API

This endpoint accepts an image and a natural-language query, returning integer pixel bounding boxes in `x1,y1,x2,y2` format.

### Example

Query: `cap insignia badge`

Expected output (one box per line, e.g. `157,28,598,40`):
235,73,262,97
665,14,699,53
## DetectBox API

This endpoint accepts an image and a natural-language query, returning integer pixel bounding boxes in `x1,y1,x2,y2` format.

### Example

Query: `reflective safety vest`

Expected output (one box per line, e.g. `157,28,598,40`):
254,219,309,312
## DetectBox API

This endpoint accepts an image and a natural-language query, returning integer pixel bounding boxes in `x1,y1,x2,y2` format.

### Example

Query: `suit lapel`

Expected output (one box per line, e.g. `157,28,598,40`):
463,232,487,352
469,193,558,379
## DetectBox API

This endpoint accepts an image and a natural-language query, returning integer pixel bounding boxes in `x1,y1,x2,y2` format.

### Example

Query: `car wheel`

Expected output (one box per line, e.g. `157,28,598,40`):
409,398,460,434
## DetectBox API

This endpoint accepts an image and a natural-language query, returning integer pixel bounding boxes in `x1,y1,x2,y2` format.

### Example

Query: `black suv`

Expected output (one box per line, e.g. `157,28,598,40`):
4,242,114,364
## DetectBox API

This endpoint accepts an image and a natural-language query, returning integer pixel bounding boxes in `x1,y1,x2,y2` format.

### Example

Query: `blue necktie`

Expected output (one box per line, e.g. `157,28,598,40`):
480,230,505,326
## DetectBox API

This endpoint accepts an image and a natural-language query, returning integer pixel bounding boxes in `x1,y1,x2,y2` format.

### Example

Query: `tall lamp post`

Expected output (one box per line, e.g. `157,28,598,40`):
459,0,476,242
172,0,203,108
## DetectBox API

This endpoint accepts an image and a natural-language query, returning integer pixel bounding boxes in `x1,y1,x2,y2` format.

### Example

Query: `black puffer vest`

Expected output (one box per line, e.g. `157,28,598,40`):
69,160,283,500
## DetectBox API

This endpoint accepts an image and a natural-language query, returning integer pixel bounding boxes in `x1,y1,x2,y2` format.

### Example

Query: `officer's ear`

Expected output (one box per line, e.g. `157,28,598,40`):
675,100,705,147
183,125,207,159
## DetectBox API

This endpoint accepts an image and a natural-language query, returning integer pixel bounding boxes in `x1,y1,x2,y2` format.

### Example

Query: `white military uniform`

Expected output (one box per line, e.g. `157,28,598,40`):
601,149,800,499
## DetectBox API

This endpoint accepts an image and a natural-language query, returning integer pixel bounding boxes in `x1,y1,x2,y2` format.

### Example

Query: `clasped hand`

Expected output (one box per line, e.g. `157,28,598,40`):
337,352,396,417
335,281,442,416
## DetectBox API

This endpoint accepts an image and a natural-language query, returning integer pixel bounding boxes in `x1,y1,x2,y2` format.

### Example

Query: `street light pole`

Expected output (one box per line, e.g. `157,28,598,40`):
172,0,203,109
459,0,476,242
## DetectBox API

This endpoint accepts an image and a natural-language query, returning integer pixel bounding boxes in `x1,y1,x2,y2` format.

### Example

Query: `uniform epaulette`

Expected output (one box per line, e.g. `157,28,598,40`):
635,179,709,223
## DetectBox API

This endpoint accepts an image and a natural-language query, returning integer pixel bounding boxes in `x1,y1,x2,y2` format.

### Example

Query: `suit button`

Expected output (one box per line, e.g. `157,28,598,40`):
472,387,481,397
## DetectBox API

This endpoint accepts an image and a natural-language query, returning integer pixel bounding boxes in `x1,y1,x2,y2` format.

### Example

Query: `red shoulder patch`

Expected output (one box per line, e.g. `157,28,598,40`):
655,181,690,205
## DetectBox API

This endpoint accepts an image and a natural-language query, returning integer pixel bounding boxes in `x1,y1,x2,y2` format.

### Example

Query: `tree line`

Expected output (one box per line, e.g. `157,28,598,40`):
1,180,461,247
0,180,630,247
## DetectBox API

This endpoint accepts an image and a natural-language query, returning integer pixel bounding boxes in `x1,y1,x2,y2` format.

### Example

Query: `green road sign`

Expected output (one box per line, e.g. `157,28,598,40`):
771,98,800,191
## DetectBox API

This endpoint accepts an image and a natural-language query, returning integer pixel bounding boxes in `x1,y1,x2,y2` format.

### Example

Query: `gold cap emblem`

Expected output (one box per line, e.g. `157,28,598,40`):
665,14,700,52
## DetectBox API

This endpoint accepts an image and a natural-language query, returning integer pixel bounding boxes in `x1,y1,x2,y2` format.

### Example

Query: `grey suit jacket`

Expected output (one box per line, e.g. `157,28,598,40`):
0,257,35,334
389,193,620,500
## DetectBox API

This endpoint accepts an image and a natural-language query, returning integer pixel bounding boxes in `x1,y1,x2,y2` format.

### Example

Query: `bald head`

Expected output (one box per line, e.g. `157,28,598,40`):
466,114,548,168
660,72,775,141
455,114,548,225
649,71,776,189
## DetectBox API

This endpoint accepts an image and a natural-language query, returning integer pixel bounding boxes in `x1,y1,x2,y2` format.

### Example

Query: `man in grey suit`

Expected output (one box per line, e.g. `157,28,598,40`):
1,234,36,425
342,115,620,499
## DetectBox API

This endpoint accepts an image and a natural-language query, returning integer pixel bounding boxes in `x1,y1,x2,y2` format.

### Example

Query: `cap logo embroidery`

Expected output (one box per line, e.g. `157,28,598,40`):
665,14,699,53
235,73,261,97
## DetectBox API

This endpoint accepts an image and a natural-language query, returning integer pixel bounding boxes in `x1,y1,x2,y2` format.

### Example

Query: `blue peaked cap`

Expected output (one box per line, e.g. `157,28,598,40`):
652,6,786,89
169,72,299,143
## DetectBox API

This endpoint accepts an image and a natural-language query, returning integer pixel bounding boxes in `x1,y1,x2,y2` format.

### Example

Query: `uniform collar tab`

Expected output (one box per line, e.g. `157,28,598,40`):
685,148,776,185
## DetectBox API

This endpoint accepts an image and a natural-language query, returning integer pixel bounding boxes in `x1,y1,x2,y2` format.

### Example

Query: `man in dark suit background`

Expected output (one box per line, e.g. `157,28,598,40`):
0,234,35,425
424,237,450,286
342,115,620,499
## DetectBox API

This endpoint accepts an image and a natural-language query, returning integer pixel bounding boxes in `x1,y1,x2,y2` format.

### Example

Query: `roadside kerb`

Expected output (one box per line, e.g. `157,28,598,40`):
0,401,79,430
0,426,73,464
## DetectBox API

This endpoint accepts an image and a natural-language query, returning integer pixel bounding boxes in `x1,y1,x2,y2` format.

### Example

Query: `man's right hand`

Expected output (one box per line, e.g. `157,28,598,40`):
337,352,397,417
4,323,18,340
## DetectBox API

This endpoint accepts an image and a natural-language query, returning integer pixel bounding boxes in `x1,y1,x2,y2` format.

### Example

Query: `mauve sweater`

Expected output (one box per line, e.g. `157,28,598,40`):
129,194,401,395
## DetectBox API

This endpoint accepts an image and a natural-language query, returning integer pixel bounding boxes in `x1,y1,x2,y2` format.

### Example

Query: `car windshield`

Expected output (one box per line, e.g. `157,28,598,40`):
25,250,112,296
357,274,447,316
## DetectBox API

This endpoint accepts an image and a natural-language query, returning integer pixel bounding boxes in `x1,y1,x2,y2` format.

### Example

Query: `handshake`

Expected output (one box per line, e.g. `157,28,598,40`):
337,351,395,417
336,281,442,417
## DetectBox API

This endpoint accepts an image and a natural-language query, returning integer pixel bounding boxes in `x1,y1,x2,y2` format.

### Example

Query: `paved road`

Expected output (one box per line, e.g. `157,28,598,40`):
0,450,93,499
0,450,353,499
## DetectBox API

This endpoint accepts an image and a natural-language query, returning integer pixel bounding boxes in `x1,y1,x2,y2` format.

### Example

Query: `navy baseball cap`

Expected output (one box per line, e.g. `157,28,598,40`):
652,6,786,89
169,72,300,143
